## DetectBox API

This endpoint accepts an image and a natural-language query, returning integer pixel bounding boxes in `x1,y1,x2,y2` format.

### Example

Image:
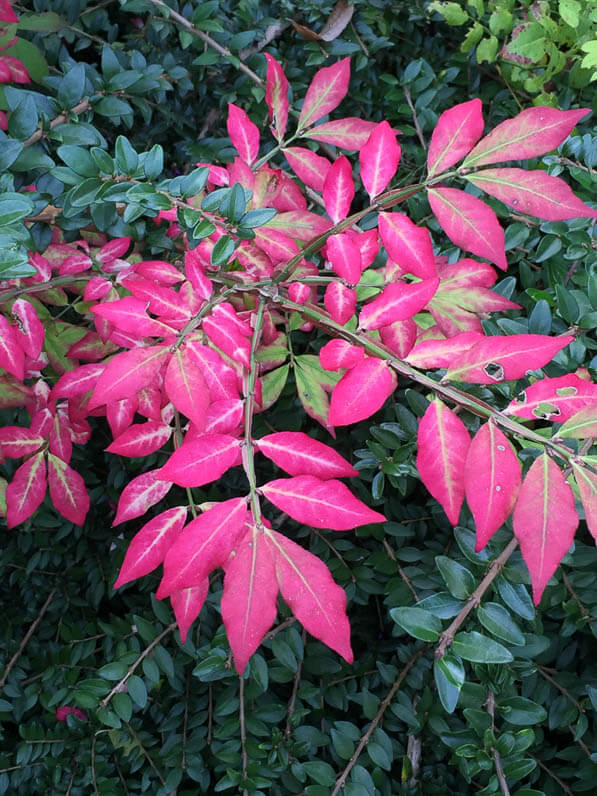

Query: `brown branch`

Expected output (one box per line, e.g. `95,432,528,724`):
537,665,584,713
331,649,424,796
0,588,56,692
403,85,426,150
562,573,592,621
533,756,573,795
486,691,511,796
435,538,518,659
284,629,306,739
265,617,296,639
24,99,91,149
382,539,419,600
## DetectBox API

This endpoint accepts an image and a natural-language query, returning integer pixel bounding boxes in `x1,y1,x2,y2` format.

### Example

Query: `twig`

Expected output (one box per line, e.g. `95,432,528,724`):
239,677,248,795
435,538,518,659
0,588,56,692
486,691,511,796
24,99,91,149
562,574,592,620
124,722,166,786
382,539,418,600
265,617,296,639
537,665,584,713
533,756,573,795
331,649,424,796
403,86,426,150
99,623,176,709
284,629,306,739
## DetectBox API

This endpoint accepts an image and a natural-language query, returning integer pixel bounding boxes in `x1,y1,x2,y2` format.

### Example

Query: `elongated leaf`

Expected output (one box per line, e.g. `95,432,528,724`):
264,209,332,240
558,405,597,439
49,412,72,463
0,314,24,381
359,121,400,199
428,186,507,271
379,212,436,279
324,281,356,325
171,581,209,644
319,339,364,371
326,232,362,283
463,107,590,168
329,357,396,426
302,117,377,149
467,168,597,221
465,422,521,550
202,316,251,368
323,155,354,223
123,278,190,323
264,53,289,141
298,58,350,130
256,431,358,479
204,398,244,435
221,525,278,673
6,452,46,529
427,98,484,176
185,338,240,401
571,462,597,541
227,103,260,165
113,468,172,526
379,318,417,358
267,530,353,662
513,454,578,604
90,297,172,337
505,374,597,422
158,434,241,487
114,506,188,587
417,399,470,524
295,355,334,433
406,332,484,369
163,346,211,430
88,345,169,409
106,420,172,457
261,475,386,530
51,363,104,400
11,299,45,359
445,334,574,384
0,427,45,459
359,279,439,330
106,396,137,439
283,146,331,192
156,498,249,597
47,454,89,526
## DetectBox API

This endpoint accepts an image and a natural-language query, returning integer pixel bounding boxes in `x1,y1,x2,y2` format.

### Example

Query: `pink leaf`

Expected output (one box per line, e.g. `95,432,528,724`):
185,338,241,401
158,434,241,487
319,339,364,371
106,420,172,457
464,422,521,550
298,58,350,130
256,431,358,479
323,155,354,223
513,454,578,604
204,399,244,435
379,319,418,358
329,357,397,425
171,581,209,644
113,468,172,526
359,121,401,199
347,228,379,269
302,117,377,149
359,279,439,331
264,53,289,141
56,706,87,722
264,209,332,240
505,374,597,422
106,396,138,439
227,103,260,165
49,412,73,463
428,186,507,271
51,363,105,400
261,475,385,530
88,345,170,409
123,278,191,323
6,453,47,529
221,525,279,673
97,237,131,263
134,260,184,285
463,107,591,168
156,498,249,597
11,299,45,359
283,146,331,192
0,315,24,381
571,463,597,542
326,232,361,283
267,530,353,662
405,332,484,369
558,405,597,440
378,212,437,279
0,427,45,459
467,168,597,221
202,316,251,369
114,506,188,588
417,399,470,524
47,454,89,526
324,281,356,325
90,297,172,337
427,98,484,176
446,334,574,384
163,346,211,430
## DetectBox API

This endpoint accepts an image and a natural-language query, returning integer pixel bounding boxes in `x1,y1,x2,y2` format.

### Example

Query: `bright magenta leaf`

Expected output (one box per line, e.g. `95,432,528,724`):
326,232,362,283
256,431,358,479
427,98,484,176
0,427,46,459
302,117,377,149
202,316,251,369
319,339,364,371
359,279,439,331
123,278,191,324
298,58,350,130
323,155,354,223
428,186,507,271
88,345,169,409
47,454,89,526
11,299,45,359
264,209,332,240
51,363,104,400
558,405,597,439
0,315,24,381
227,103,260,165
417,399,470,525
505,374,597,422
379,319,418,358
359,121,400,199
264,53,289,141
49,412,72,463
464,422,521,551
406,332,484,369
106,420,172,457
267,530,353,662
6,452,47,529
329,357,396,426
379,212,437,279
283,146,331,192
571,463,597,542
113,468,172,526
185,338,240,401
261,475,386,530
90,297,172,337
171,581,209,644
513,454,578,605
158,434,241,487
445,334,574,384
163,346,211,430
324,281,356,326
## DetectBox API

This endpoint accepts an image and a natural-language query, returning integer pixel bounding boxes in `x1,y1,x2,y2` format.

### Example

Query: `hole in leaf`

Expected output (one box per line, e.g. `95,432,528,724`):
532,402,561,419
556,386,578,396
514,390,526,404
497,445,505,451
484,362,504,381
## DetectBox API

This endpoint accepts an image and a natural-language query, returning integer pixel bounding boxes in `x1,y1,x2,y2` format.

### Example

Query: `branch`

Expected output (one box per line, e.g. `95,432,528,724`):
0,588,56,691
24,99,91,149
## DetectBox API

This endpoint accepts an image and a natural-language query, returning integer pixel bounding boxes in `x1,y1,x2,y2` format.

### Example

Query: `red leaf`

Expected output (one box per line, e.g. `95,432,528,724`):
323,155,354,223
427,98,484,176
319,339,364,371
571,463,597,542
467,168,597,221
97,237,131,263
134,260,184,285
513,454,578,604
464,422,521,550
156,498,249,597
264,53,289,141
158,434,241,487
221,525,279,673
227,103,260,165
302,117,377,149
298,58,350,130
324,281,356,325
283,146,331,192
267,530,353,662
329,357,397,425
171,582,209,644
0,315,24,381
90,297,172,337
49,412,72,463
405,332,484,369
11,299,45,359
264,209,332,240
123,278,191,323
106,396,138,439
463,106,590,168
446,334,574,384
428,186,507,271
347,228,379,269
113,468,172,526
47,454,89,526
114,506,187,587
326,232,362,283
379,319,418,358
254,228,299,265
0,427,45,459
185,338,241,401
204,399,244,435
379,212,437,280
417,399,470,524
88,345,170,409
359,121,400,199
256,431,358,479
106,420,172,457
505,374,597,422
558,405,597,440
359,279,439,331
51,364,105,400
163,347,211,430
6,453,47,529
261,475,385,529
202,316,251,369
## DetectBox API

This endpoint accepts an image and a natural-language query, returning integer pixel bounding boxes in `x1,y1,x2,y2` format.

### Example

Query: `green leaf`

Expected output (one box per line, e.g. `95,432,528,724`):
452,631,513,663
303,761,335,787
8,95,38,139
219,182,248,223
477,602,526,646
434,655,464,713
476,35,499,64
390,606,442,641
127,674,147,708
112,692,133,722
57,145,98,178
144,144,164,180
211,234,237,266
58,64,87,109
3,39,49,81
559,0,581,27
496,577,535,621
17,12,65,31
179,167,209,197
430,1,469,25
499,696,547,725
0,193,34,226
0,139,23,170
98,661,128,680
115,135,138,175
240,208,277,228
435,556,476,600
94,96,133,118
69,178,104,207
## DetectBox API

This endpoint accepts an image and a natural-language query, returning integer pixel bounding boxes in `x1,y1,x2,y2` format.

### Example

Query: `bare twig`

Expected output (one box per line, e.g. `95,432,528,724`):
24,99,91,149
403,86,426,150
486,691,511,796
265,617,296,639
0,589,56,692
284,629,306,739
382,539,418,600
533,756,573,795
562,574,592,620
124,722,166,786
537,665,584,713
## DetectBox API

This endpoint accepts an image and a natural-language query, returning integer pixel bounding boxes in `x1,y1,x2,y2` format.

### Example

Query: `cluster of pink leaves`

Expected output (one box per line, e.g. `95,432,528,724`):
1,53,597,669
0,0,30,132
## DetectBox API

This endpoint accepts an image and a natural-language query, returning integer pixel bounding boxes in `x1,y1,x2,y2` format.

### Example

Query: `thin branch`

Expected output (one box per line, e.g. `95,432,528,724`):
239,676,248,796
533,756,573,795
537,665,584,713
562,573,592,620
403,85,426,150
24,99,91,148
436,538,518,659
0,588,56,691
124,722,166,786
284,629,306,739
486,691,511,796
331,649,424,796
265,616,296,639
382,539,418,600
